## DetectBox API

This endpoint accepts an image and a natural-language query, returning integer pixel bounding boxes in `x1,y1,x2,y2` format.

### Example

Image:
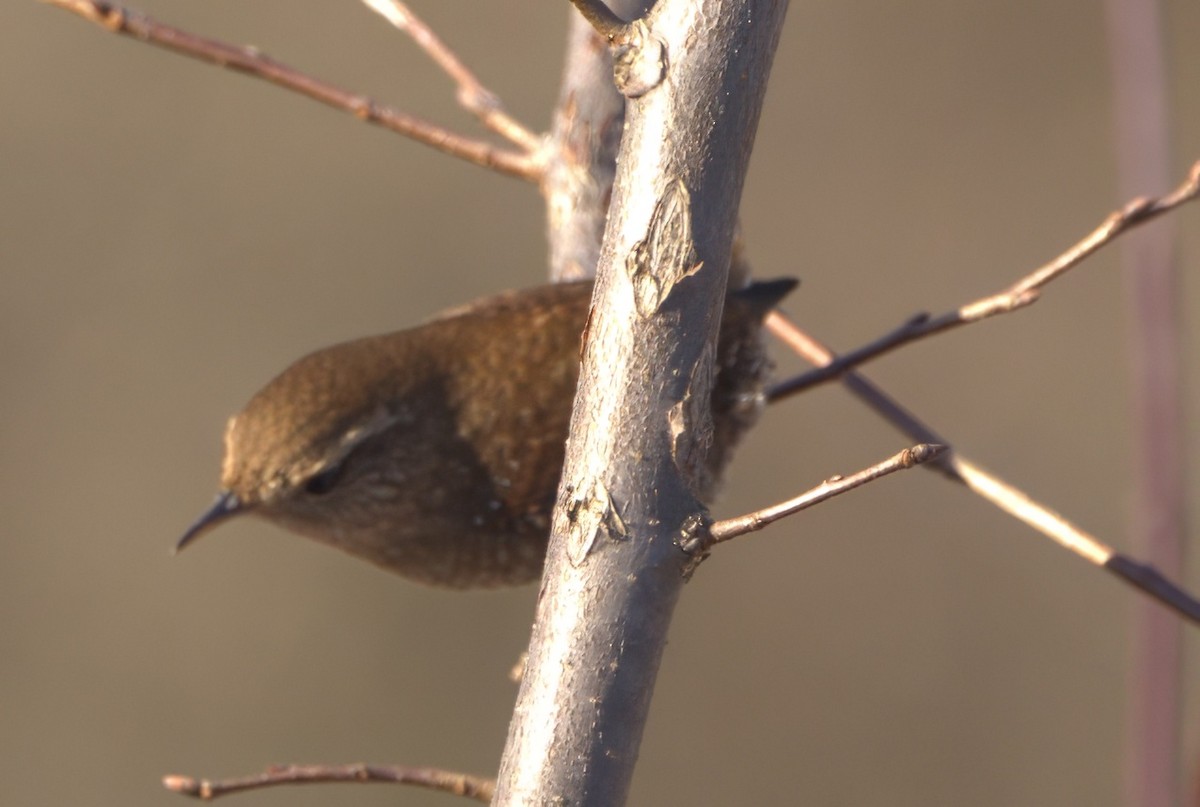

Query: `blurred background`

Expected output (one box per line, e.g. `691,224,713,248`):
5,1,1200,804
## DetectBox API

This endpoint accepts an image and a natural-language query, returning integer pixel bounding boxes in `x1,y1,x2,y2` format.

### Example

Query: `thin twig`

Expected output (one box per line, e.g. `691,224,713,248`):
44,0,541,180
769,159,1200,401
162,763,495,803
568,0,631,42
360,0,543,152
764,310,1200,626
710,443,943,543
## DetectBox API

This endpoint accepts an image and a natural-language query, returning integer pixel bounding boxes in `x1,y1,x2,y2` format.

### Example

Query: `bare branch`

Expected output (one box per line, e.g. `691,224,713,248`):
769,159,1200,400
764,311,1200,626
162,763,494,803
709,443,943,543
44,0,541,180
947,456,1110,566
360,0,543,152
495,1,790,801
568,0,631,42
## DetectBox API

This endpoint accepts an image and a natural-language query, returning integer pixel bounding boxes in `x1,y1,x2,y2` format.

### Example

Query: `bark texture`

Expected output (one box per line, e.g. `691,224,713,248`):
494,1,789,803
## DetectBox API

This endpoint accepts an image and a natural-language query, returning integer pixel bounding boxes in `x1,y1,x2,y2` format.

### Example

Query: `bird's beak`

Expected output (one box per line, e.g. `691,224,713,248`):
175,490,246,553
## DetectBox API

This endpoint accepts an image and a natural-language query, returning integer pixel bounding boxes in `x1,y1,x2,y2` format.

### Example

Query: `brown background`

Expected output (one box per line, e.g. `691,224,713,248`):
5,2,1200,805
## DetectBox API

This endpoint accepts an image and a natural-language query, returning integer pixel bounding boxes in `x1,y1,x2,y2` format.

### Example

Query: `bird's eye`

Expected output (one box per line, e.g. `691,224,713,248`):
303,464,342,496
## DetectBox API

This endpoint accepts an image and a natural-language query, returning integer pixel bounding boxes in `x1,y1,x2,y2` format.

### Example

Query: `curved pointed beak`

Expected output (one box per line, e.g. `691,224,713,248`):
175,491,246,553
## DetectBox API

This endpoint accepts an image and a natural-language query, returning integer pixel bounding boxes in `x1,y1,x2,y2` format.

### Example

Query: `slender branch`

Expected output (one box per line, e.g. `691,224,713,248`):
568,0,631,42
769,159,1200,400
764,310,1200,626
710,443,943,543
43,0,541,180
162,763,494,803
360,0,543,152
544,14,623,279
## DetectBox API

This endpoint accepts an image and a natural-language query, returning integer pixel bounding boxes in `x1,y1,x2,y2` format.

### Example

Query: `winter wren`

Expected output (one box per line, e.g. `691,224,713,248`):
178,279,796,587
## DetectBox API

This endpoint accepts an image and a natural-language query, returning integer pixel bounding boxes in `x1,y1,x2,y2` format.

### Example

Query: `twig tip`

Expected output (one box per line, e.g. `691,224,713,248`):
906,443,946,466
162,774,209,799
161,774,187,791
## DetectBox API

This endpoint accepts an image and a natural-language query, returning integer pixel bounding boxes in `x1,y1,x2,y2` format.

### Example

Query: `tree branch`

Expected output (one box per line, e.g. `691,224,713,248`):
544,2,647,281
162,763,494,802
769,159,1200,400
360,0,543,152
493,1,790,803
709,443,943,543
765,311,1200,626
43,0,542,180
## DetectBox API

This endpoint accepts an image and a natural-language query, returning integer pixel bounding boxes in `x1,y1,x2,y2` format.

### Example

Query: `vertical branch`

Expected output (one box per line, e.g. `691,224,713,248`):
543,0,654,281
494,1,789,803
543,12,625,281
1104,1,1185,806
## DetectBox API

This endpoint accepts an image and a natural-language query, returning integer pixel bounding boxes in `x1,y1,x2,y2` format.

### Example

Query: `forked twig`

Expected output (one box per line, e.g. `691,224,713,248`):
765,311,1200,626
43,0,542,180
710,443,943,542
360,0,543,152
163,763,494,803
769,160,1200,400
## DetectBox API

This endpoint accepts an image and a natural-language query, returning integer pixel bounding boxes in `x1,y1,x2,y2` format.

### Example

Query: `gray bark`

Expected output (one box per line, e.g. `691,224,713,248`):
494,1,789,803
543,11,625,282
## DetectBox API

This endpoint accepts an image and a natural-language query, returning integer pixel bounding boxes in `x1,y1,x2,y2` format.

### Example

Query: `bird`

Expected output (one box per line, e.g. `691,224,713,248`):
177,278,797,587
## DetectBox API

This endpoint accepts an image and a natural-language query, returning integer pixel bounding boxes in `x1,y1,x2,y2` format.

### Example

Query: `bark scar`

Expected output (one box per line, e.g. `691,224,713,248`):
625,179,702,317
565,478,627,566
668,339,715,491
613,20,667,98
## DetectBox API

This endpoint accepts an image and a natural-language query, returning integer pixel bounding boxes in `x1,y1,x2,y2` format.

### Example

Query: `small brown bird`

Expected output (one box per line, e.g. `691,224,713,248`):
178,278,796,587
